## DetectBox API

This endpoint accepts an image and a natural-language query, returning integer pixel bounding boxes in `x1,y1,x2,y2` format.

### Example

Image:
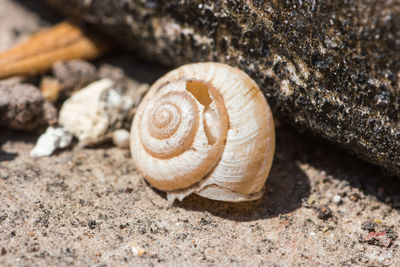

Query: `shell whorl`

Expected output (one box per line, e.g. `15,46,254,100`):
130,63,275,202
140,90,199,159
132,77,229,191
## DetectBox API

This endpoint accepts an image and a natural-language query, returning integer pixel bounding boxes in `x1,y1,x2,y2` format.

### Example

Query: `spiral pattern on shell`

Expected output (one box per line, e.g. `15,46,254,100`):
140,91,199,159
131,63,275,202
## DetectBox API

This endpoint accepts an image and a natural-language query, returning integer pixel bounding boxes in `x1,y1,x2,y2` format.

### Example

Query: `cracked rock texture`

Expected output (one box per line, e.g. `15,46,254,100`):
43,0,400,175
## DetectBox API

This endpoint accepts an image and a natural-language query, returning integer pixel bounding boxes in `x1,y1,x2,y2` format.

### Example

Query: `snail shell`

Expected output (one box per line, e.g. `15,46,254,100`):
130,62,275,202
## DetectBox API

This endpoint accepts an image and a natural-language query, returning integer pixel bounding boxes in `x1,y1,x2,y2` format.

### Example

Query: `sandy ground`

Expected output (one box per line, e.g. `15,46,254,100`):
1,0,400,266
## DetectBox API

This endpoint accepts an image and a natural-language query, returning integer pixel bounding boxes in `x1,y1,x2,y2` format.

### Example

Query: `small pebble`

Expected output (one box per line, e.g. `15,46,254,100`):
0,82,57,130
112,129,130,148
40,76,62,102
129,244,146,256
333,194,342,204
316,205,332,220
52,59,98,99
361,221,377,232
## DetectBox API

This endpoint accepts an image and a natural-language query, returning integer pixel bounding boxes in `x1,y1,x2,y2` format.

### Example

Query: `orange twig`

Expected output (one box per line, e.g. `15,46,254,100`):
0,22,111,79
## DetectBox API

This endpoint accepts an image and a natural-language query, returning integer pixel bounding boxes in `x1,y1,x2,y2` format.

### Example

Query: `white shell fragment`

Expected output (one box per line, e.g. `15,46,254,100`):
30,126,73,158
112,129,130,148
59,79,148,146
130,62,276,202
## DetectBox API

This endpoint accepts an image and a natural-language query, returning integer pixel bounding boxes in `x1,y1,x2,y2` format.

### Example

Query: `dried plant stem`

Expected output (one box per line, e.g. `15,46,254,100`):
0,22,110,79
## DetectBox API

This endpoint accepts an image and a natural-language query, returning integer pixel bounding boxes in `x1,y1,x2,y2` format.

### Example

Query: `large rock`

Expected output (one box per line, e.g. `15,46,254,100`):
43,0,400,175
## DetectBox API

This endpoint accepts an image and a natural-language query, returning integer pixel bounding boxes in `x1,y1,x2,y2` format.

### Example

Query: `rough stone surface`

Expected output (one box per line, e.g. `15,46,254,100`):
43,0,400,175
52,59,98,100
0,82,57,130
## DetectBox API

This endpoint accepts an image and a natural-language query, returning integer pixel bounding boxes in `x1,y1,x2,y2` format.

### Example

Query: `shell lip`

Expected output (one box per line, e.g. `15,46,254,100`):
196,185,265,202
166,183,265,203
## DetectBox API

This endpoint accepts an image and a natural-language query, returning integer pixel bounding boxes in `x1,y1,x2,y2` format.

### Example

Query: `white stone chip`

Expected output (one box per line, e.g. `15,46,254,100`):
30,127,73,158
58,79,144,146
